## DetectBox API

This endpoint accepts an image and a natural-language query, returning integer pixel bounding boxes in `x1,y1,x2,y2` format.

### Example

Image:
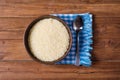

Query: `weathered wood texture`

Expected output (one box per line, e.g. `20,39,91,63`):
0,0,120,80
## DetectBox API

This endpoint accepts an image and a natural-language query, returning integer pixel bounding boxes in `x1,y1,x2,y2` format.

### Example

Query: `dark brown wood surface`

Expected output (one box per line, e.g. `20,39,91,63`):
0,0,120,80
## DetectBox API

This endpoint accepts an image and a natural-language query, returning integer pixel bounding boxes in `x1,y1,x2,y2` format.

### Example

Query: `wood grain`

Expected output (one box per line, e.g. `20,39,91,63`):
0,0,120,80
0,0,120,4
0,39,120,61
0,17,120,40
0,17,120,31
0,61,119,80
0,17,120,61
0,1,120,17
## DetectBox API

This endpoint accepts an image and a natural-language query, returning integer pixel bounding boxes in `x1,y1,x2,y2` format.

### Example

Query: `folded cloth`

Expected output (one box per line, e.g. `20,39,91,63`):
52,13,93,67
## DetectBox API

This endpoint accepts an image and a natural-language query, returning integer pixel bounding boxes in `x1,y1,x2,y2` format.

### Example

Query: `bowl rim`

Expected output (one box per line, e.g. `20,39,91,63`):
24,15,72,64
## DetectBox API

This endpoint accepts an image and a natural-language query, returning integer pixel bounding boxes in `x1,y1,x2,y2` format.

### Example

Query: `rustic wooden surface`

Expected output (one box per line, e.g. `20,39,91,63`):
0,0,120,80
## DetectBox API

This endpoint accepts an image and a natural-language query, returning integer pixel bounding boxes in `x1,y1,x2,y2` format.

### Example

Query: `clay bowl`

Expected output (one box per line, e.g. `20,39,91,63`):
24,15,72,64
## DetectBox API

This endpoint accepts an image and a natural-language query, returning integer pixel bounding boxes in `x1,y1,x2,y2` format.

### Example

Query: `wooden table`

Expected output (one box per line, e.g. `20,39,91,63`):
0,0,120,80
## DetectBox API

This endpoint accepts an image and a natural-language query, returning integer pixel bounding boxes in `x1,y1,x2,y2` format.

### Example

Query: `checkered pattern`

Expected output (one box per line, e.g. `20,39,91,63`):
52,13,93,67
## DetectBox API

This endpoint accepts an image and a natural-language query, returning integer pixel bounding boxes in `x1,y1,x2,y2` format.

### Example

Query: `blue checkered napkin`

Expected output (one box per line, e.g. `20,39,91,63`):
52,13,93,67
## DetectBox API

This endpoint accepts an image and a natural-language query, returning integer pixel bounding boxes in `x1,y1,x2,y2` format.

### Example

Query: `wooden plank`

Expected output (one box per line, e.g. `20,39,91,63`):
0,17,34,31
0,17,120,60
0,31,23,40
0,61,119,80
92,38,120,60
0,39,120,61
0,71,119,80
0,2,120,17
0,0,120,4
1,30,120,40
0,17,119,31
0,27,120,40
0,17,120,40
0,39,31,60
0,17,120,31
